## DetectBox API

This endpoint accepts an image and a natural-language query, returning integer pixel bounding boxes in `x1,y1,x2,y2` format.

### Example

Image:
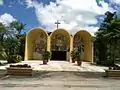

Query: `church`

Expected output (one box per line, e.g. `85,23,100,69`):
24,28,93,62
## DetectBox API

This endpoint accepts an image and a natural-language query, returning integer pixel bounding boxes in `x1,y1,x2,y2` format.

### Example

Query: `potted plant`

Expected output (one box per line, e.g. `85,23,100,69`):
71,51,76,63
42,51,51,64
75,45,84,66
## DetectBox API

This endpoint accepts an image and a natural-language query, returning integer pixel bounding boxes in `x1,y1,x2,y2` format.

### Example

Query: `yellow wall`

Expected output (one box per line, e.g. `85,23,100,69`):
25,28,93,62
25,28,48,60
74,30,93,62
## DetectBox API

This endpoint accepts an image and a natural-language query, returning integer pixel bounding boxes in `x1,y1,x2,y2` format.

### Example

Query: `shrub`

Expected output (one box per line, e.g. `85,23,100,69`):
10,64,31,68
42,51,51,60
7,55,22,63
71,51,76,60
96,59,114,66
0,37,22,63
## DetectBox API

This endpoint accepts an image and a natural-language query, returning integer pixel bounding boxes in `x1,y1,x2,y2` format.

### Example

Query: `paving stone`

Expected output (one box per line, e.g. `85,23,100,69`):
0,61,108,72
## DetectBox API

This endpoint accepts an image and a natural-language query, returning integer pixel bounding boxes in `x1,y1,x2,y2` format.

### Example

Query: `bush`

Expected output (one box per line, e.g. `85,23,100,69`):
10,64,31,68
71,51,76,60
0,37,22,63
7,55,22,63
42,51,51,60
96,59,114,66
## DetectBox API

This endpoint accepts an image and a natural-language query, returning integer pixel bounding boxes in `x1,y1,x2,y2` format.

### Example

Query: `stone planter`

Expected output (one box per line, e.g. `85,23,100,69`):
6,67,33,76
105,69,120,77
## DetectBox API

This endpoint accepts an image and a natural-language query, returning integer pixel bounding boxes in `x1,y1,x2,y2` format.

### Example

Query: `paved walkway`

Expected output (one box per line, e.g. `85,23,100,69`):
0,61,108,72
0,72,120,90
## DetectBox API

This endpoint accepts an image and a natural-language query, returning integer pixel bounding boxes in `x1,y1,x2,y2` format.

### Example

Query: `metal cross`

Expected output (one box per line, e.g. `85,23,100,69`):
55,20,60,29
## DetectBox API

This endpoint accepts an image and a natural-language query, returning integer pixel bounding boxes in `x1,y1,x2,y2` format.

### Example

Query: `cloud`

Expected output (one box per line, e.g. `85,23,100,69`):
26,0,113,35
83,26,99,36
0,0,3,5
110,0,120,4
0,13,16,26
25,0,34,8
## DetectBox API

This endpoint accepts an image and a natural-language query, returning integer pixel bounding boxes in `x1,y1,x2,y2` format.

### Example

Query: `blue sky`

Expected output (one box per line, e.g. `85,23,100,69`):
0,0,57,31
0,0,39,32
0,0,120,35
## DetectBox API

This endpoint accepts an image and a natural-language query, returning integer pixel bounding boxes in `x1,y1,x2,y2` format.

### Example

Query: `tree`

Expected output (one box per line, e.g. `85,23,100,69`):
0,21,26,63
19,33,26,60
104,15,120,65
10,21,26,60
0,23,7,44
0,37,22,63
94,11,120,66
10,20,26,38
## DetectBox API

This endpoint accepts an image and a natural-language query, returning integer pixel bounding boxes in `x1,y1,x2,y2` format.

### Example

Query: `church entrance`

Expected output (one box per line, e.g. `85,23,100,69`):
51,51,66,60
50,29,70,61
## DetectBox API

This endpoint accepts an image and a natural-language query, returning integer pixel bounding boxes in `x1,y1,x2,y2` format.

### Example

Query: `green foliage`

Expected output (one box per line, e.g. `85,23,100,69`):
42,51,51,60
0,23,7,43
18,34,26,60
71,51,76,60
9,21,26,60
0,21,26,63
0,37,22,63
0,23,5,33
75,46,84,60
10,20,26,38
95,11,120,66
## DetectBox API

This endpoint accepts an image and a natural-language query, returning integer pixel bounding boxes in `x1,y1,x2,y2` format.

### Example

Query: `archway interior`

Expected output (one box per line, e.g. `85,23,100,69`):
50,29,70,60
26,29,47,60
73,31,92,62
73,35,84,59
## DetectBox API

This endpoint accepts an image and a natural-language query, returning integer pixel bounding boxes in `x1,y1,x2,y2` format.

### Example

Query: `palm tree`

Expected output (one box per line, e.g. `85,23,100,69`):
0,23,7,44
9,21,26,60
10,21,26,38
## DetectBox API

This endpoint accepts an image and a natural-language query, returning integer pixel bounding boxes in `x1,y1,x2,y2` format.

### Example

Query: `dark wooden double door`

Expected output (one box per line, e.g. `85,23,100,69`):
51,51,66,60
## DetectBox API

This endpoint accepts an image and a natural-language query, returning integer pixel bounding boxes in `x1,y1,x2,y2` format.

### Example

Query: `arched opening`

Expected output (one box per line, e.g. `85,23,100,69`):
50,28,70,61
25,28,48,60
73,30,93,62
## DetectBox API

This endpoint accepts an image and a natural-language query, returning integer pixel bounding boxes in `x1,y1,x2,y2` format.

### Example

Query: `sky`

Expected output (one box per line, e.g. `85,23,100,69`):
0,0,120,35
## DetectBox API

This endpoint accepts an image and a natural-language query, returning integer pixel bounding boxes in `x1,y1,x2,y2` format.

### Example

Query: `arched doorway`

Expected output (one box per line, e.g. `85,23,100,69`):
25,28,48,60
50,28,70,61
73,30,93,62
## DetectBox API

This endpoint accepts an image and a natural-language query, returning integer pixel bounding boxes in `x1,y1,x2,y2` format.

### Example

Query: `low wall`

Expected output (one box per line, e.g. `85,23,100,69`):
105,70,120,77
6,67,33,76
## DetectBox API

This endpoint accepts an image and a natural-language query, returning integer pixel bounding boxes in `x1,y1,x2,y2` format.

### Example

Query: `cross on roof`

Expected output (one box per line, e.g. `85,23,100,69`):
55,20,61,29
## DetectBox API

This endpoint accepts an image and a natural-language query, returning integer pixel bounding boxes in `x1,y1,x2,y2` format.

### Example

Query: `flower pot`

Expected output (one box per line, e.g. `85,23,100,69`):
72,60,75,63
43,60,48,64
77,60,82,66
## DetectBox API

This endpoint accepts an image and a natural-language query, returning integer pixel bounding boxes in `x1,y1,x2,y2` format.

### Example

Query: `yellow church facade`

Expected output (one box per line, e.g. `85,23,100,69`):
25,28,93,62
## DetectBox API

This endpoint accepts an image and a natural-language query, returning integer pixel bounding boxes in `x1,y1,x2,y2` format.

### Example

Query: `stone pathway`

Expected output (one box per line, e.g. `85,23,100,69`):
0,60,108,72
0,72,120,90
